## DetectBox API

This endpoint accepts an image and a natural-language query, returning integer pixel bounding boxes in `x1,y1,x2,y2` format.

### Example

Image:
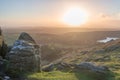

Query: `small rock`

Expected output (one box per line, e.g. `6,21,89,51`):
42,63,54,72
4,76,10,80
56,62,73,70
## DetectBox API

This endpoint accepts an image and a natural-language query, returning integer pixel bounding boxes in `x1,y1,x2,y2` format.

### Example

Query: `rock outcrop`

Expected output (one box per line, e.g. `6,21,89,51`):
42,63,55,72
74,62,109,73
42,62,109,74
7,32,41,72
18,32,36,44
42,62,111,80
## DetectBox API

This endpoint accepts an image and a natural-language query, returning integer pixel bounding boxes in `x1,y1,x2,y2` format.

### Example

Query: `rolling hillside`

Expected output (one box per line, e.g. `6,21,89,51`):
3,28,120,80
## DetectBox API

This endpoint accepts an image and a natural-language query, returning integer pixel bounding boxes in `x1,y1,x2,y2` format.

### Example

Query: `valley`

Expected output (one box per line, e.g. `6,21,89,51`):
2,27,120,80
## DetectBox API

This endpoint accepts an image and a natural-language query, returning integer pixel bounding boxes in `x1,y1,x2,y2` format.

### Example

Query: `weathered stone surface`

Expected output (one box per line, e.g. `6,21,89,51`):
56,62,73,70
42,63,55,72
42,62,109,75
42,62,73,72
105,45,120,52
18,32,36,43
7,32,41,72
74,62,109,73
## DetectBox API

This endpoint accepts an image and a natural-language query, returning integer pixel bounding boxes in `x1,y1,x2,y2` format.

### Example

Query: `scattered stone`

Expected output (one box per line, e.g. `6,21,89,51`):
42,62,109,75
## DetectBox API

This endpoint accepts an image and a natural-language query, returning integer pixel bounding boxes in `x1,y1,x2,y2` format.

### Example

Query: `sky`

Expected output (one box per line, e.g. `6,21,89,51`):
0,0,120,28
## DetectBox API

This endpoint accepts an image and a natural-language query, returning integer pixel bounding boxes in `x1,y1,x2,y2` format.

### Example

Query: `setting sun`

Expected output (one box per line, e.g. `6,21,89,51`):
62,7,89,26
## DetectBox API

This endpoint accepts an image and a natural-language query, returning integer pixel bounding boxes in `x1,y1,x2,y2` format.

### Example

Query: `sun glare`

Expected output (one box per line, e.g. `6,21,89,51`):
62,7,89,26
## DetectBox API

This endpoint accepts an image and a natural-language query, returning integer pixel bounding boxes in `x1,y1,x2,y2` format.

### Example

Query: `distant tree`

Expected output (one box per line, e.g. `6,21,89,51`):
0,27,1,35
1,41,8,58
0,27,8,58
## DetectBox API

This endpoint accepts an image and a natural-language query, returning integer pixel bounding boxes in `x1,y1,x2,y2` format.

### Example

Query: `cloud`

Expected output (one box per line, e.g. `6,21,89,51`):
97,13,115,21
86,12,120,28
98,12,120,20
99,13,109,18
89,13,112,23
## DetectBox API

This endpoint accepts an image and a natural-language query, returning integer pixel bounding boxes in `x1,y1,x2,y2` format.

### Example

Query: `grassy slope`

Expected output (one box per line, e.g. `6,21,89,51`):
27,43,120,80
3,30,120,80
27,71,114,80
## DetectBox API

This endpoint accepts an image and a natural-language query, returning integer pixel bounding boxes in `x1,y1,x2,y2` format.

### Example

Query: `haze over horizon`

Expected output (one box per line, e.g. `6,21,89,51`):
0,0,120,29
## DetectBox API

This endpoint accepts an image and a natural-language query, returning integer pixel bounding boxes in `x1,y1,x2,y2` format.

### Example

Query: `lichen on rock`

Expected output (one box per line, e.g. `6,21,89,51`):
7,32,41,72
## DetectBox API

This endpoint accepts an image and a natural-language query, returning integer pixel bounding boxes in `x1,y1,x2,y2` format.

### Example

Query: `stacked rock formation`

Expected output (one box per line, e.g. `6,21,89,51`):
7,32,41,72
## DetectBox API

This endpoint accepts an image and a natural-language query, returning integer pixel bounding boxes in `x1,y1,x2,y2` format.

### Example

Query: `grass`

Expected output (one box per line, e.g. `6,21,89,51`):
25,50,120,80
27,71,92,80
3,31,120,80
114,70,120,80
27,70,114,80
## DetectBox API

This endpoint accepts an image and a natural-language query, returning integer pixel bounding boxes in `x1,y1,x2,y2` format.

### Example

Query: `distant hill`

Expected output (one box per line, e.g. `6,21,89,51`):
29,31,120,49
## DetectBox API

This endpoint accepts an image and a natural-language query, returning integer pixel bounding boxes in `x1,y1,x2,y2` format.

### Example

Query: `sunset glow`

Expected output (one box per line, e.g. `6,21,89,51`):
62,7,89,26
0,0,120,28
